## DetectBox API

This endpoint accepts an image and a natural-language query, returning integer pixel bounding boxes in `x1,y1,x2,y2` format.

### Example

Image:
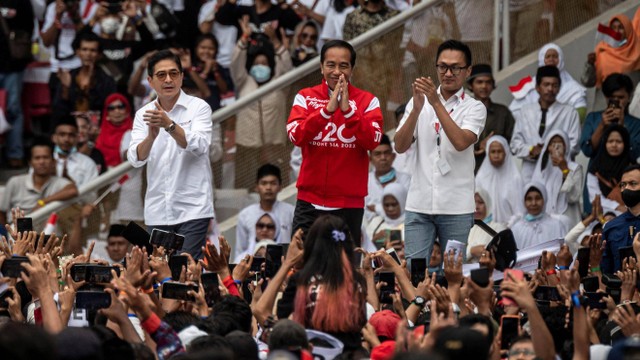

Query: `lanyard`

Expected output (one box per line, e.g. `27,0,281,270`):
434,92,464,158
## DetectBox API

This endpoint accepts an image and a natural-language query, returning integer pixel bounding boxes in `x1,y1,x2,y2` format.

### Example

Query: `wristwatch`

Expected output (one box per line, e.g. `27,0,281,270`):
411,296,426,308
165,121,176,133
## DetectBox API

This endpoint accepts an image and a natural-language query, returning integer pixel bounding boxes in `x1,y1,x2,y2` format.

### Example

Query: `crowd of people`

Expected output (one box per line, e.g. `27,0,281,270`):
4,0,640,360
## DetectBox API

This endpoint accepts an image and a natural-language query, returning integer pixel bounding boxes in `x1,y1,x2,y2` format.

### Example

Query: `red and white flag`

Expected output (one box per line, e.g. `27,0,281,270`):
509,76,535,100
93,175,130,206
596,23,625,48
43,213,58,235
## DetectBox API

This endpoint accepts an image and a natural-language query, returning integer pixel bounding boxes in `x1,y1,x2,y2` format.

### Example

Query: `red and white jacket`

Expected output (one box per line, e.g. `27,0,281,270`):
287,81,383,208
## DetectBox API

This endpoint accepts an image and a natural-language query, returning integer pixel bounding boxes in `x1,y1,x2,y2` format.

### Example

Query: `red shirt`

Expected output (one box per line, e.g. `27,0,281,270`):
287,81,383,208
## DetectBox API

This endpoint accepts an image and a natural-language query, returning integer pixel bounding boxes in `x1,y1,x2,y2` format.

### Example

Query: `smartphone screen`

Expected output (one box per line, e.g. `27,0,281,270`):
410,258,427,287
265,245,283,279
533,285,561,302
379,272,395,304
0,281,32,308
201,272,220,306
169,255,189,280
251,257,265,273
389,230,402,242
1,256,29,278
71,264,119,283
150,229,185,251
619,246,637,263
75,291,111,310
386,248,401,265
577,248,590,279
584,292,606,309
582,276,599,292
470,267,490,288
501,316,520,350
16,218,33,233
121,221,152,253
161,282,198,302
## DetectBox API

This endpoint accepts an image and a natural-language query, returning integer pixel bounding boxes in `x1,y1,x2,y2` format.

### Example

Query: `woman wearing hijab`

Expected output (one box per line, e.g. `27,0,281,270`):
475,135,524,227
510,43,587,119
582,9,640,89
466,188,506,263
587,125,633,214
365,183,407,252
511,182,567,250
95,93,134,168
235,213,280,263
531,129,583,230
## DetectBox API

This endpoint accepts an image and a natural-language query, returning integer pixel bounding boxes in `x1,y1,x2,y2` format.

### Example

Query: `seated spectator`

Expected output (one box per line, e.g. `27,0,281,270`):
53,30,117,120
319,0,355,42
365,134,411,221
231,19,292,189
192,34,230,112
198,0,237,91
428,240,443,273
51,116,99,189
234,164,294,263
531,129,583,230
580,73,640,213
95,93,134,168
365,183,407,252
75,112,107,174
511,182,566,250
466,189,506,263
582,8,640,88
252,214,279,257
0,140,78,224
476,135,524,226
510,43,587,120
291,20,320,67
587,125,632,214
215,0,300,39
176,47,212,101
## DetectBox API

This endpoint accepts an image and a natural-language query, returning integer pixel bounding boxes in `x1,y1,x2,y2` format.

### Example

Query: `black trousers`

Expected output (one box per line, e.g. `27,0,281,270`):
291,199,364,247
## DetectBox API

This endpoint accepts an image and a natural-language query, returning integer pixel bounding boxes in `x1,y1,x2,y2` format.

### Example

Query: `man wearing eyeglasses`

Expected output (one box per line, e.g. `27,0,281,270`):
128,50,214,260
395,39,486,267
601,164,640,274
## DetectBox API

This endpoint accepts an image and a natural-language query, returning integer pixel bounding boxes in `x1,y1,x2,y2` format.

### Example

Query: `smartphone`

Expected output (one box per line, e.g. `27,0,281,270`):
1,256,29,278
265,245,283,279
150,229,185,251
379,272,395,304
250,257,265,273
169,255,189,280
584,292,606,309
582,276,600,293
577,248,590,279
502,269,524,306
354,252,363,269
619,246,637,263
161,282,198,302
228,263,237,274
389,230,402,243
470,267,490,288
0,281,32,308
428,272,449,288
16,217,33,233
201,272,220,306
75,291,111,310
121,221,153,253
386,248,401,265
410,258,427,287
500,315,520,350
71,264,119,283
608,99,620,109
533,285,562,302
34,234,52,250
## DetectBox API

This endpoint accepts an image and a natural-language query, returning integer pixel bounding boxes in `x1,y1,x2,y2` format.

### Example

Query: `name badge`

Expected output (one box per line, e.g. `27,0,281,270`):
437,158,451,175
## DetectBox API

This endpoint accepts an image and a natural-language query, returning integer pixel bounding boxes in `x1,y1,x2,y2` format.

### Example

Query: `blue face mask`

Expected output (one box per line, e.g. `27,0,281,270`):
524,212,544,222
54,145,77,156
378,168,396,185
250,64,271,83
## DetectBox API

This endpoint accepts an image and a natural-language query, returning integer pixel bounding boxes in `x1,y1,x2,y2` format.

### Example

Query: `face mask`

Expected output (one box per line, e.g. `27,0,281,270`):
250,64,271,83
622,189,640,208
54,145,77,156
524,212,544,222
378,168,396,185
101,17,120,35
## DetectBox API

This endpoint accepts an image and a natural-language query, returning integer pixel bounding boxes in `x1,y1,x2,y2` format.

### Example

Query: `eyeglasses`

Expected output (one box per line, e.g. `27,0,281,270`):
508,349,535,357
107,104,126,111
620,181,640,189
154,70,182,80
300,33,317,40
256,223,276,230
436,64,468,75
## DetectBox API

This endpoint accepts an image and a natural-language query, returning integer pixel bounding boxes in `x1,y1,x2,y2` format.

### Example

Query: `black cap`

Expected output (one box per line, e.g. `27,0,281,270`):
536,65,561,86
108,224,126,238
467,64,493,84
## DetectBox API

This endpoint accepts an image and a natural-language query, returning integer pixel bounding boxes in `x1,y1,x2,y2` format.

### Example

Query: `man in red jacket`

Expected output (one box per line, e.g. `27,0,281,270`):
287,40,383,245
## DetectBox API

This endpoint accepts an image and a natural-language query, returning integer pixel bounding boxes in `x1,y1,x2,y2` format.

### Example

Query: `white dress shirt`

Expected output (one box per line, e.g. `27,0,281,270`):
128,91,214,226
54,151,99,188
398,87,486,215
364,169,411,221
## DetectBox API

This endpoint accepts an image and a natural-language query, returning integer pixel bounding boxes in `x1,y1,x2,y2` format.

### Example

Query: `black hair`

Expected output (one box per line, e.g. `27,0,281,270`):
246,39,275,78
131,343,155,360
268,319,309,351
163,311,202,333
378,134,391,148
321,40,356,67
225,330,259,360
623,164,640,175
203,313,243,336
458,314,495,344
147,49,183,77
54,115,79,132
524,185,543,200
0,323,57,360
194,33,219,63
29,137,54,160
436,40,472,68
535,65,561,86
72,28,103,53
257,163,282,184
187,335,234,359
332,0,349,13
210,295,253,333
602,73,634,98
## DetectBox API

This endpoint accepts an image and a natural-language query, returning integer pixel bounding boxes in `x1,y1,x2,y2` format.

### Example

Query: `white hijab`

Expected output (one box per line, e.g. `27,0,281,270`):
510,43,587,111
381,182,407,227
531,129,578,216
475,135,525,225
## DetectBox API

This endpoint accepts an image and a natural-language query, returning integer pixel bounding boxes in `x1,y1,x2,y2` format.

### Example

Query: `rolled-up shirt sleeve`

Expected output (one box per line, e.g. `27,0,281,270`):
180,101,212,156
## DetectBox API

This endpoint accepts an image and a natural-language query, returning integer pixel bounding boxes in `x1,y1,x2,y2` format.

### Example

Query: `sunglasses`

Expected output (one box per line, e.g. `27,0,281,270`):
107,104,126,111
256,223,276,230
300,33,317,40
154,69,182,80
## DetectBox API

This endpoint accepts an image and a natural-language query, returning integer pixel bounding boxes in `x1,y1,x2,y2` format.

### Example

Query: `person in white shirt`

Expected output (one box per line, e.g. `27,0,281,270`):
318,0,355,42
365,134,411,221
510,65,581,183
234,164,295,262
128,50,214,260
51,118,99,191
394,40,486,265
511,182,566,250
466,188,506,263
